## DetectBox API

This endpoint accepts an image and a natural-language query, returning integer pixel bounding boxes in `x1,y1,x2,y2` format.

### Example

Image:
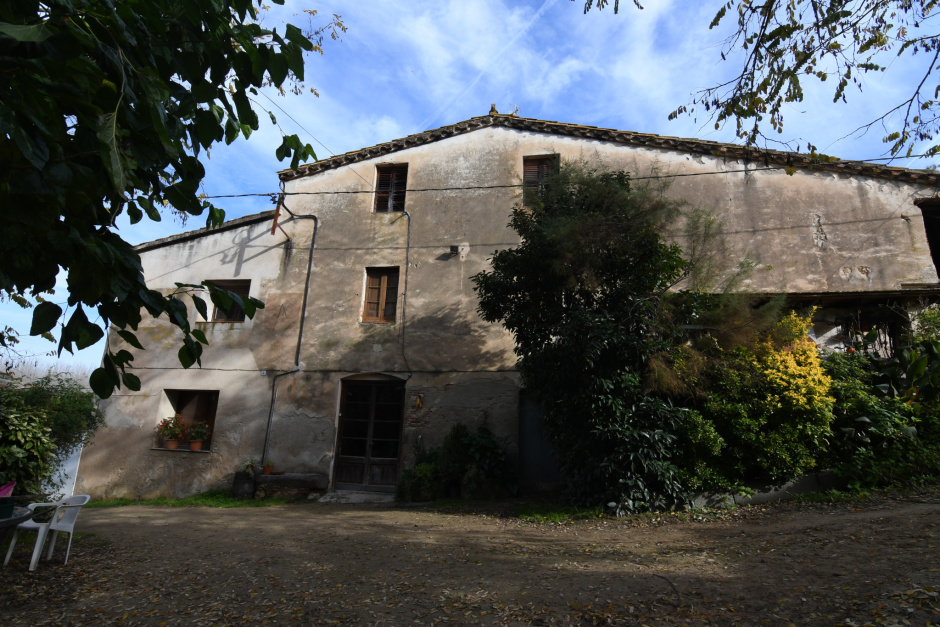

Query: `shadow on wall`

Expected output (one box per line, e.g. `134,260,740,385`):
77,298,517,500
393,301,516,372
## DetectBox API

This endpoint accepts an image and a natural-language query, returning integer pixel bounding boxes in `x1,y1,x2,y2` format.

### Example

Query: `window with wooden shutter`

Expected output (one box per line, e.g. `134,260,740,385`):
208,279,251,322
374,164,408,213
362,267,400,323
522,155,558,205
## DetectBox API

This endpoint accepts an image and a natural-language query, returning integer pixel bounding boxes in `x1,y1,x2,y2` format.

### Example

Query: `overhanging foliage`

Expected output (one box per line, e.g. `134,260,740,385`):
0,0,343,397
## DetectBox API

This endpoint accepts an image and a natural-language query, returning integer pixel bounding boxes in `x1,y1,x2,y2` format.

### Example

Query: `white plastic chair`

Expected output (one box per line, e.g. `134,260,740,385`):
3,495,90,571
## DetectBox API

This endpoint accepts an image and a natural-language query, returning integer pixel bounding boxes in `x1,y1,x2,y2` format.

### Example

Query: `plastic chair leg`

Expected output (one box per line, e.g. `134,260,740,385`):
63,533,74,566
28,525,49,572
45,530,58,561
3,528,19,567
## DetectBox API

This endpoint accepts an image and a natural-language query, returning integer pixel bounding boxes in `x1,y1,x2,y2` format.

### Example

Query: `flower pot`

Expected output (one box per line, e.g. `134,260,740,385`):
189,440,203,451
263,466,273,475
164,439,179,450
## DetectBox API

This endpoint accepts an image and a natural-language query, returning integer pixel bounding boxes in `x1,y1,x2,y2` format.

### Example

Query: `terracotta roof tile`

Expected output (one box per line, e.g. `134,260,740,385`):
277,113,940,187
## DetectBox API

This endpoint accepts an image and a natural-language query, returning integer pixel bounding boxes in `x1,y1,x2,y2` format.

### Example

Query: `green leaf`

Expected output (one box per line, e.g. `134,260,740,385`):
191,328,208,344
0,21,54,42
178,344,196,369
192,295,209,321
30,302,62,336
121,372,141,391
268,53,289,86
90,367,116,399
117,329,144,349
97,113,127,193
127,202,143,224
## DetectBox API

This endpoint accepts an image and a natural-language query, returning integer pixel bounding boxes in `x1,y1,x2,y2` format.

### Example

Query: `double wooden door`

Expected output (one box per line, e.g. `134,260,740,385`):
334,380,405,491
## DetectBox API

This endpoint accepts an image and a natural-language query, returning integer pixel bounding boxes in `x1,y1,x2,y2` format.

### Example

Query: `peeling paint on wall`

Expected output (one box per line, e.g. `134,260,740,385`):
812,214,829,250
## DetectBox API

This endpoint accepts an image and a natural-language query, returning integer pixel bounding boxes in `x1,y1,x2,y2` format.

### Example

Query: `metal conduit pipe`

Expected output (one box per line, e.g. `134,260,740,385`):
260,194,318,468
400,210,413,380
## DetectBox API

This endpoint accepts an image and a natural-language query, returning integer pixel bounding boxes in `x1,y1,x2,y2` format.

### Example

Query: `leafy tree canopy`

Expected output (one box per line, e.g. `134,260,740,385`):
0,0,343,397
473,163,694,509
583,0,940,157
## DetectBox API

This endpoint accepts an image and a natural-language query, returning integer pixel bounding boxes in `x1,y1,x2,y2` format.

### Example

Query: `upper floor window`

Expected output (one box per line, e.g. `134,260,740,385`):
916,198,940,276
209,279,251,322
523,155,559,205
375,164,408,213
362,267,399,323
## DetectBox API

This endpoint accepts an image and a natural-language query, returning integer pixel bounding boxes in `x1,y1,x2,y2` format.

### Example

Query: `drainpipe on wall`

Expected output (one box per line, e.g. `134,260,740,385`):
260,189,318,468
261,363,304,468
400,210,413,380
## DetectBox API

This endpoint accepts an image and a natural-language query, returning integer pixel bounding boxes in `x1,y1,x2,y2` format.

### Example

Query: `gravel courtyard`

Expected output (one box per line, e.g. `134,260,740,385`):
1,491,939,625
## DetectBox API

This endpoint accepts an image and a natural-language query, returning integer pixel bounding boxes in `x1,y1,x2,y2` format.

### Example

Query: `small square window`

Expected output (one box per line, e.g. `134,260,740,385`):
523,155,559,205
161,390,219,450
375,164,408,213
362,268,400,323
208,280,251,322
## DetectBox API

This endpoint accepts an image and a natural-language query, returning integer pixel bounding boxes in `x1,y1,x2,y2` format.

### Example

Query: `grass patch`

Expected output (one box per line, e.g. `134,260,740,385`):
790,488,864,504
85,488,291,508
515,503,604,524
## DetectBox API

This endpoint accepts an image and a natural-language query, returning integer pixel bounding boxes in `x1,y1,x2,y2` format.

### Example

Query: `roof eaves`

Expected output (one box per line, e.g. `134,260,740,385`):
278,114,940,187
135,210,276,253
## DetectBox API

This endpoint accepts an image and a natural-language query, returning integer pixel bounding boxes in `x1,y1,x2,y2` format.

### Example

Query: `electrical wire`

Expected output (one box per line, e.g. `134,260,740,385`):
201,160,940,200
259,91,375,191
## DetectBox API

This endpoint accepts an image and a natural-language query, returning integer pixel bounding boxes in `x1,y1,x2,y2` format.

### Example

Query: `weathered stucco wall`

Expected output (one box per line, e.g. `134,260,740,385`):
78,123,940,499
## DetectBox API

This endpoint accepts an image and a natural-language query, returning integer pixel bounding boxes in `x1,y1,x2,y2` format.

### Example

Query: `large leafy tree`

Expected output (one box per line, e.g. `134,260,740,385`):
472,164,695,510
583,0,940,157
0,0,342,397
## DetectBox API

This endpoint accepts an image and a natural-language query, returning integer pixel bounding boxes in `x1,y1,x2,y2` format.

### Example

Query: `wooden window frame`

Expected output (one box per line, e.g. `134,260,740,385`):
374,164,408,213
208,279,251,322
523,154,559,205
362,267,400,324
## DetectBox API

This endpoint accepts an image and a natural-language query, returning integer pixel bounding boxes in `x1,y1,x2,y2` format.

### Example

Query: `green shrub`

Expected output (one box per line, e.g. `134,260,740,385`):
0,387,56,493
0,373,103,493
396,423,516,502
698,311,835,484
822,349,940,487
395,462,439,503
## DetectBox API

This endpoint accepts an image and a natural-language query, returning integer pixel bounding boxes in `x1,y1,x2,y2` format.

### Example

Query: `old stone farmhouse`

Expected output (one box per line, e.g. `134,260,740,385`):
76,110,940,499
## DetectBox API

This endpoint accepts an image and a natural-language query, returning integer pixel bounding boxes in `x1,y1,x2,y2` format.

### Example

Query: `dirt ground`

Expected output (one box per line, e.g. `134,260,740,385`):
1,490,939,626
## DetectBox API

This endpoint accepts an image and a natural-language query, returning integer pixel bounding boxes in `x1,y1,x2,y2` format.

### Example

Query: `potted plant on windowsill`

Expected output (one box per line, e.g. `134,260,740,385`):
156,414,184,449
187,420,211,451
262,462,274,475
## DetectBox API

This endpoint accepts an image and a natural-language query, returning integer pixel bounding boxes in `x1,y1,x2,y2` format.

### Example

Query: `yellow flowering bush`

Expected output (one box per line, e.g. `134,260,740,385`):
702,311,835,483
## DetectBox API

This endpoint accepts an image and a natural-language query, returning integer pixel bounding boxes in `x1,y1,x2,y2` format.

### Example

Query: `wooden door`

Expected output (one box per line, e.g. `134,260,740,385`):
334,380,405,491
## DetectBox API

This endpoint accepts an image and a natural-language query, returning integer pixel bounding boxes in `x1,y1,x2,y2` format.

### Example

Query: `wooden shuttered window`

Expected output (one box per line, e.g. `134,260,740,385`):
363,267,400,323
209,279,251,322
522,155,559,205
374,164,408,213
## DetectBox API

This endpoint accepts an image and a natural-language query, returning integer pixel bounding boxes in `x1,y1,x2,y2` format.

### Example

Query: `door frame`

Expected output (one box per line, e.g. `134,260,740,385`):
331,374,406,492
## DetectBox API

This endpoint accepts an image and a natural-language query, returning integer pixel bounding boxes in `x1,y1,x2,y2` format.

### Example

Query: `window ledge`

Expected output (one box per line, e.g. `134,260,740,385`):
150,447,211,453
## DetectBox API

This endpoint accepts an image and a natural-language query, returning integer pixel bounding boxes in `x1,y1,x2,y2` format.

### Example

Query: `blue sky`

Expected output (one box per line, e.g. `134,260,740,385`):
7,0,933,373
